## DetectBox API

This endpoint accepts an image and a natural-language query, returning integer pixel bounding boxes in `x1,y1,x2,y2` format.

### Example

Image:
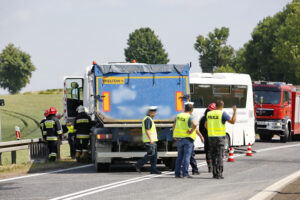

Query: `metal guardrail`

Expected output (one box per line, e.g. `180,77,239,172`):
0,138,68,165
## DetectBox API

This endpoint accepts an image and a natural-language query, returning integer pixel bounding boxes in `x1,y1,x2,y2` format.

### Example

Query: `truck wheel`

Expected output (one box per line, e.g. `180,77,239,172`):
280,125,290,143
96,163,110,172
259,133,272,142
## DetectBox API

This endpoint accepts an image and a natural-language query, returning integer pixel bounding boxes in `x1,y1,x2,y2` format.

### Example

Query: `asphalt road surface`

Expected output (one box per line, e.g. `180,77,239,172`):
1,140,300,200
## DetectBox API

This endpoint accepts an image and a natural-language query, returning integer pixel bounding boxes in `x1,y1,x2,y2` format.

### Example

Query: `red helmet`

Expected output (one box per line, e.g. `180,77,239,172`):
49,107,57,115
44,109,50,117
208,103,216,111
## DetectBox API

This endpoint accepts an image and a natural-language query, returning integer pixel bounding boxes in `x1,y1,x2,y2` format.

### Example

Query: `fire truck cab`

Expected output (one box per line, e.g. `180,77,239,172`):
253,81,300,142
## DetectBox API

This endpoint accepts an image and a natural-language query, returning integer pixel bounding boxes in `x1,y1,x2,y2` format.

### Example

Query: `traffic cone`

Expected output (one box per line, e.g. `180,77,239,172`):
227,147,234,162
246,143,252,156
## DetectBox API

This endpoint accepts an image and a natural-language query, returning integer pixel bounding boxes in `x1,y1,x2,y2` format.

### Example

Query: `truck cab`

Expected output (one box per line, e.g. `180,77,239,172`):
253,81,294,142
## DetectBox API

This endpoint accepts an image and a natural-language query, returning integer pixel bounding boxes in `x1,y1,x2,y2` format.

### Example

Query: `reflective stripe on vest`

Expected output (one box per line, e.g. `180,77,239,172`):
142,116,158,143
67,125,74,134
47,136,58,141
173,112,195,140
207,110,226,137
77,134,90,139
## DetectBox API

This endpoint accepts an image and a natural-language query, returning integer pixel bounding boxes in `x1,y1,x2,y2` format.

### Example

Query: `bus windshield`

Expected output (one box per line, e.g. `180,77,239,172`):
254,90,281,104
190,84,247,108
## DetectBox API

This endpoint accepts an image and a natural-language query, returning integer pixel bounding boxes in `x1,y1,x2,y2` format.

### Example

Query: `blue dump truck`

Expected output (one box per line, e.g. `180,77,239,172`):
63,62,190,171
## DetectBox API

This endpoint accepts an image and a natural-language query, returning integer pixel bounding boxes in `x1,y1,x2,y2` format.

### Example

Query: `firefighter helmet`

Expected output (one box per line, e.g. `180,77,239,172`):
44,109,50,117
208,103,216,111
49,107,57,115
76,105,87,113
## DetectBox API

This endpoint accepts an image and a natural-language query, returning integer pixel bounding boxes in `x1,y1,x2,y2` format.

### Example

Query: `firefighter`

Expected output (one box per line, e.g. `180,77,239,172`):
205,100,236,179
40,109,49,140
43,107,62,162
135,106,161,174
173,102,197,178
199,103,216,172
74,105,92,162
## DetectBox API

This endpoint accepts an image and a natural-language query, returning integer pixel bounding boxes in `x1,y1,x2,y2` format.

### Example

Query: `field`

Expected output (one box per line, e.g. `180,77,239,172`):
0,90,63,142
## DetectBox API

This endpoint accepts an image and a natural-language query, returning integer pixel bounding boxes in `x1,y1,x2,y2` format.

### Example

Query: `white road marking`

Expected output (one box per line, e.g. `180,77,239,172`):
248,169,300,200
51,143,300,200
0,164,93,183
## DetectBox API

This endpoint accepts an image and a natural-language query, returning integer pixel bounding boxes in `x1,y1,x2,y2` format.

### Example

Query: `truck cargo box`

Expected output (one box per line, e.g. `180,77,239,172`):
93,63,190,124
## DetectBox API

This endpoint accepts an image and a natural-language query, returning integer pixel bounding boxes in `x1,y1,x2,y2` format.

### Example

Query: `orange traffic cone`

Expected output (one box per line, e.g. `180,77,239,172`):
227,147,234,162
246,143,252,156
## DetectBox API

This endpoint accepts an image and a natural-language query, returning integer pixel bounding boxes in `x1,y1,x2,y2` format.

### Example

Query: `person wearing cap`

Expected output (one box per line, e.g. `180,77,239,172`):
173,102,197,178
135,106,161,174
205,100,236,179
199,103,216,172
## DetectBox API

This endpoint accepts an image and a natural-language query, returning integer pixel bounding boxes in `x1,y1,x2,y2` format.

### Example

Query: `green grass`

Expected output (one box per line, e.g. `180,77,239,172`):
0,92,63,142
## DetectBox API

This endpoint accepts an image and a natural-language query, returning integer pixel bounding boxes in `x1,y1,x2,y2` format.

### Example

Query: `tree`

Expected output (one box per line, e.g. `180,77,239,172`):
124,27,169,64
194,27,235,72
242,0,300,84
214,65,236,73
0,44,36,94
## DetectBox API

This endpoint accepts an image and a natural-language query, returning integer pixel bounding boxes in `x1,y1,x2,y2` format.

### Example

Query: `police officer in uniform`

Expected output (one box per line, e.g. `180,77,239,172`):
43,107,62,162
74,105,92,162
173,102,197,178
199,103,216,172
135,106,161,174
205,100,236,179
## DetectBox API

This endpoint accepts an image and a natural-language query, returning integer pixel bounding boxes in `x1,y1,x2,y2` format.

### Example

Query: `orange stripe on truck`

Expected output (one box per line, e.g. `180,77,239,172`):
102,91,111,112
175,91,183,111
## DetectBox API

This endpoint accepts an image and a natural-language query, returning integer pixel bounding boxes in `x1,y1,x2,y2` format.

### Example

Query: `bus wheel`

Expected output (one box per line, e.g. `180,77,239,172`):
224,134,230,153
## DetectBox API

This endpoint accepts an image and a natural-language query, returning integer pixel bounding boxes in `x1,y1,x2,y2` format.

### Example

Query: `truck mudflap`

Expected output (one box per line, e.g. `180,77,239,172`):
96,151,177,158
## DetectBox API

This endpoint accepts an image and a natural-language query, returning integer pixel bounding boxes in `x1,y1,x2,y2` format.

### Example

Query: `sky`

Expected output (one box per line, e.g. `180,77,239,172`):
0,0,293,94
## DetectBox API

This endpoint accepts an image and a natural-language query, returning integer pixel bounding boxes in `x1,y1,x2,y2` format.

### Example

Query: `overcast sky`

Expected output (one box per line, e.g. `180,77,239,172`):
0,0,292,94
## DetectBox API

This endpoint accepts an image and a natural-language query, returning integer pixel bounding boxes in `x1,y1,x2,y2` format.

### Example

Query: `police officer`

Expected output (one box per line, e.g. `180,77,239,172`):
135,106,161,174
43,107,62,162
74,105,92,162
199,103,216,172
40,109,49,140
205,100,236,179
173,102,197,178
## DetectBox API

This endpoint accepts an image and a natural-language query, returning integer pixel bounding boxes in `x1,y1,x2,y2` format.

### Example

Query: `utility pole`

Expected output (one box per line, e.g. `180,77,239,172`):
0,99,5,165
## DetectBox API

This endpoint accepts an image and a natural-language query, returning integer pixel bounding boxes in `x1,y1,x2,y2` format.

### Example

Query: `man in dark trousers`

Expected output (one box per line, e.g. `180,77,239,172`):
40,109,49,140
199,103,216,172
43,107,62,162
205,100,236,179
135,106,161,174
74,105,92,162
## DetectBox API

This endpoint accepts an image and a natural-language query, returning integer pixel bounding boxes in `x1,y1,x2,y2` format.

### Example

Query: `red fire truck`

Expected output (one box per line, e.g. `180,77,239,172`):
253,82,300,142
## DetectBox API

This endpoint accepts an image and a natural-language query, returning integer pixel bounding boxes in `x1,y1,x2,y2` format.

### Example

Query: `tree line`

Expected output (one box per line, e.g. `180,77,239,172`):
0,0,299,94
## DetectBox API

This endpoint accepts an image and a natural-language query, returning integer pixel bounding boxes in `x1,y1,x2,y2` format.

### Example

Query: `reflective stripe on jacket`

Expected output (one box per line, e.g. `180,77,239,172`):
207,110,226,137
142,116,158,143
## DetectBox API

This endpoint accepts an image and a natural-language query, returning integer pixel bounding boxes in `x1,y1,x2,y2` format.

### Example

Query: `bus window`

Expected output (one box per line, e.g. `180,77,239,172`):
190,84,247,108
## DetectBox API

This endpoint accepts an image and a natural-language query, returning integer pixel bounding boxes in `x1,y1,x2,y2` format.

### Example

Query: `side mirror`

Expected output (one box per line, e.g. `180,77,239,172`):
0,99,5,106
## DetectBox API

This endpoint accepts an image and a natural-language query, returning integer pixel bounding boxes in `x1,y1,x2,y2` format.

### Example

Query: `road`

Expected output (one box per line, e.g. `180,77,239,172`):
1,141,300,200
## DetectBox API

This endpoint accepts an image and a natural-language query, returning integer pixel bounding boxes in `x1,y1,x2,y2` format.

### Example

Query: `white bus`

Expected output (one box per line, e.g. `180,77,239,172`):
190,73,256,151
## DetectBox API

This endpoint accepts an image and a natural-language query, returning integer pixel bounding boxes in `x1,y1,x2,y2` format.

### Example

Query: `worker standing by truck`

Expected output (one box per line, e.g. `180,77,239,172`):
173,102,197,178
189,124,205,175
205,100,236,179
199,103,216,172
74,105,92,162
43,107,62,162
135,106,161,174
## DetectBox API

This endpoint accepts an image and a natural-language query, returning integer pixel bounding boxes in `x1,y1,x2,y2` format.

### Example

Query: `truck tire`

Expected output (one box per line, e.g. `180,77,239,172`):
96,163,110,172
259,133,273,142
280,125,290,143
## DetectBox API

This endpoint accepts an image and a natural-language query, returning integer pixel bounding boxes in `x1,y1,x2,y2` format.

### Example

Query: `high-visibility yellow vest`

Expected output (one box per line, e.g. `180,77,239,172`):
67,125,74,134
173,113,196,140
142,116,158,143
207,110,226,137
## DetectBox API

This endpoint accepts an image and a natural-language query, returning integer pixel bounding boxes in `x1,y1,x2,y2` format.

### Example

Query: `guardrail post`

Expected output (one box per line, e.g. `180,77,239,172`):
11,151,16,164
0,153,2,165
